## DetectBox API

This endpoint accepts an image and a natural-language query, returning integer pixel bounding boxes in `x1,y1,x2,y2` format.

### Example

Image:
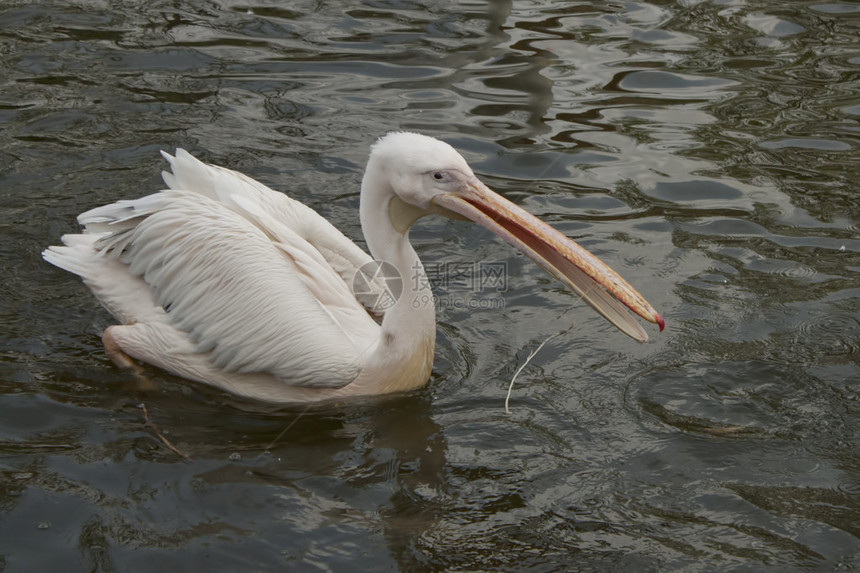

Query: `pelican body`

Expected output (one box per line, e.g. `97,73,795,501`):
44,133,663,403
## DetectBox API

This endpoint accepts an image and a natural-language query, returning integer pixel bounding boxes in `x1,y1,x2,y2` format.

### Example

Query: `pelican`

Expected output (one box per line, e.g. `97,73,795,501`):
43,132,663,403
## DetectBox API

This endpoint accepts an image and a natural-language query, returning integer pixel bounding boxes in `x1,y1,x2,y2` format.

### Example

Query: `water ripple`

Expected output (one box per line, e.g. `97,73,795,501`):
3,0,860,570
795,312,860,360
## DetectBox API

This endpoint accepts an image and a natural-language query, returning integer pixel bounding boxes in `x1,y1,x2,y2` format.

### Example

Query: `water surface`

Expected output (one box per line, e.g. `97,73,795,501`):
1,1,858,570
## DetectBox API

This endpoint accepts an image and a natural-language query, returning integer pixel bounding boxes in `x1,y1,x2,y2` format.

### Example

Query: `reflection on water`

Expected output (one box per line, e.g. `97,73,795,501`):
1,0,858,570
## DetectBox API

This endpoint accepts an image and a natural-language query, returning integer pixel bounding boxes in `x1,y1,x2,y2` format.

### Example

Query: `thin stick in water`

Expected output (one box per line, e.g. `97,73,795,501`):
505,323,574,414
141,403,192,461
264,402,314,452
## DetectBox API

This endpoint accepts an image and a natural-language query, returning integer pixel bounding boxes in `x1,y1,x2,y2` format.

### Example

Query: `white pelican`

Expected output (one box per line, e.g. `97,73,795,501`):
44,132,663,403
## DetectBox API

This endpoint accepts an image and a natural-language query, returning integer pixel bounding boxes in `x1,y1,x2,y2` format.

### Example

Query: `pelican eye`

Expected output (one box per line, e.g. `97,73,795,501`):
431,171,447,182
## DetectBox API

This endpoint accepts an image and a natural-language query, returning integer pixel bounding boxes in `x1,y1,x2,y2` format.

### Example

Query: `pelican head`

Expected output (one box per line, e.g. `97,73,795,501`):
361,131,664,342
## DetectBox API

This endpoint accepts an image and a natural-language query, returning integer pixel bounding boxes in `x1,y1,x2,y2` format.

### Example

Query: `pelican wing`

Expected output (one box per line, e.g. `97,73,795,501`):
72,173,383,388
158,149,391,312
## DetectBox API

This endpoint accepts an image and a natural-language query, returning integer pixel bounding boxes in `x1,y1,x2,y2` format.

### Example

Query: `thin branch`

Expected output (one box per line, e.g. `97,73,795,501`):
141,403,192,461
264,402,315,452
505,323,574,414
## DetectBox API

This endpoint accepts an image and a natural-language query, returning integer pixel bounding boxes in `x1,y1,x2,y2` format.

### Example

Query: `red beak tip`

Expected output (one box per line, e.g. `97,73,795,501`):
655,314,665,332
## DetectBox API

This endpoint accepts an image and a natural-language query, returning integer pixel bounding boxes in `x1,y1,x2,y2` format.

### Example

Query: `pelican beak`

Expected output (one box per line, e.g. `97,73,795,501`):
431,178,664,342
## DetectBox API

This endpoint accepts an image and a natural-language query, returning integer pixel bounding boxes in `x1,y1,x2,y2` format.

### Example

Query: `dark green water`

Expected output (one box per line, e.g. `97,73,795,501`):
1,1,858,570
